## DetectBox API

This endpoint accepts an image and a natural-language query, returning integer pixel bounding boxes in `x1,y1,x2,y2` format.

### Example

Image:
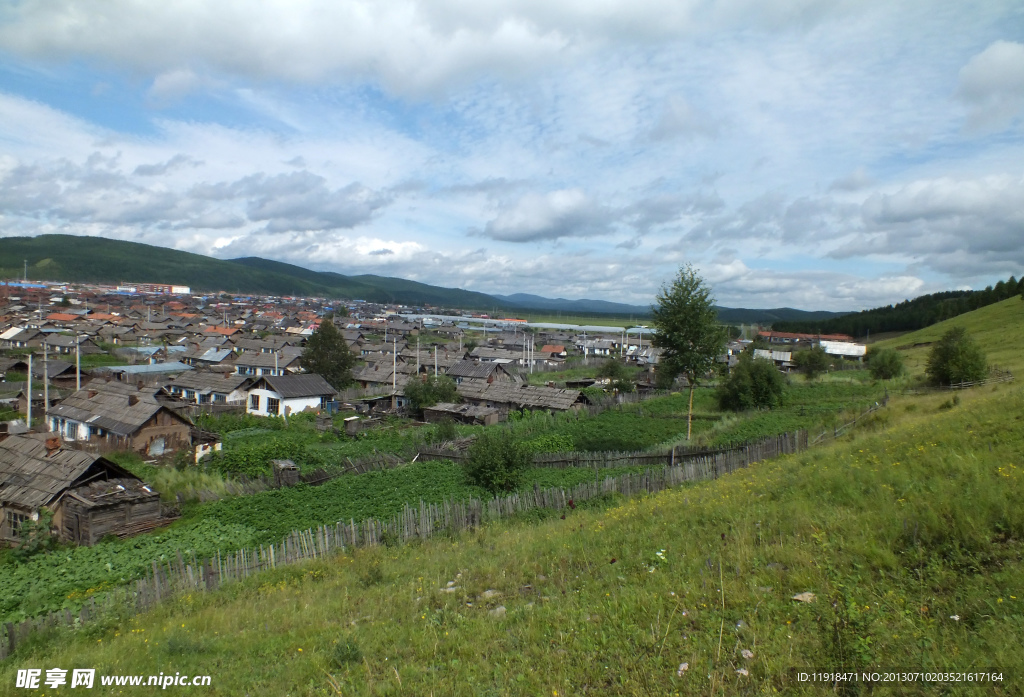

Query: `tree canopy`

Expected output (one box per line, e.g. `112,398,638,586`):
717,355,786,411
793,346,830,380
300,319,356,390
651,265,727,439
925,327,988,386
866,347,905,380
404,375,459,411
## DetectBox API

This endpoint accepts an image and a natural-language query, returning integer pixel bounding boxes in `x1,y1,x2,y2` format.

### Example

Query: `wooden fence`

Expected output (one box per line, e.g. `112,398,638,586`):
1,429,806,661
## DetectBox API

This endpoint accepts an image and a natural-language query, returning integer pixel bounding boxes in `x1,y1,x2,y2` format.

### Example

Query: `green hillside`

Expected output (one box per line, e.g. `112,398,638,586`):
230,257,507,308
774,275,1023,338
0,235,509,308
2,300,1021,694
872,296,1024,376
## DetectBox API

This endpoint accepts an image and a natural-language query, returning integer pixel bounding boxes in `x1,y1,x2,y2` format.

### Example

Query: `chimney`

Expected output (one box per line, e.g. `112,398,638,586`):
88,389,98,399
137,380,145,391
128,395,139,406
45,436,62,456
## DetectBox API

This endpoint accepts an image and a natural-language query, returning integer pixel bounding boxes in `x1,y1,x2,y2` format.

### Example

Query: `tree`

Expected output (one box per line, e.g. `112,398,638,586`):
866,347,905,380
404,375,458,411
463,429,532,494
300,319,356,390
651,265,727,440
717,355,786,411
597,358,635,392
794,346,830,380
925,327,988,386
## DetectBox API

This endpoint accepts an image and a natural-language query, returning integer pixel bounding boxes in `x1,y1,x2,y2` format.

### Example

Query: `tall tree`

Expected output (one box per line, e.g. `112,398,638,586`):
300,319,356,390
651,265,727,440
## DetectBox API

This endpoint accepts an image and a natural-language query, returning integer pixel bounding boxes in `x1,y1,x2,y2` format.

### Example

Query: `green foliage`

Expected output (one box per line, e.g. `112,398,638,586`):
596,358,635,392
11,510,58,562
794,346,830,380
717,356,786,411
432,418,458,444
596,359,627,381
300,320,356,390
521,433,576,454
866,347,905,380
773,271,1024,337
332,637,363,666
925,326,988,386
404,375,458,411
463,429,532,494
650,265,727,385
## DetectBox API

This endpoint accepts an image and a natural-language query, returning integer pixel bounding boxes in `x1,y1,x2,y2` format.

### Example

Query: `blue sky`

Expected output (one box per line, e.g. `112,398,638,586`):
0,0,1023,310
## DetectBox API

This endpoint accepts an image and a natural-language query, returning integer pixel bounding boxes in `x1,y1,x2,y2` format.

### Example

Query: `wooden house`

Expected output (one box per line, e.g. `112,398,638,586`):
0,434,164,546
46,380,193,456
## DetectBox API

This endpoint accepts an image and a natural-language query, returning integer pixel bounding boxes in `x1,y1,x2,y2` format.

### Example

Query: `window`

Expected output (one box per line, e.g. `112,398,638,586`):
185,390,195,402
199,393,212,404
66,422,78,440
6,510,29,538
249,394,261,411
267,398,280,415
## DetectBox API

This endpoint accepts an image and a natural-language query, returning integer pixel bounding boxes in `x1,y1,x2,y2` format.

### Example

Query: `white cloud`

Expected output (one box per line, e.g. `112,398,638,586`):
956,40,1024,132
477,189,613,242
0,0,871,97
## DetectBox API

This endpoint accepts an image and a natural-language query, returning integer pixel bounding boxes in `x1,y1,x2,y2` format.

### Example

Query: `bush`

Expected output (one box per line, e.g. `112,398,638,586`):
867,347,905,380
925,327,988,386
717,356,786,411
463,429,532,494
793,346,830,380
404,375,459,411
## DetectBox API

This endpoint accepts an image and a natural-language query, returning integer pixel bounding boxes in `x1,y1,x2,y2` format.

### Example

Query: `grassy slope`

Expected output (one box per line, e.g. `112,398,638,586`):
3,381,1020,695
3,301,1021,694
871,296,1024,377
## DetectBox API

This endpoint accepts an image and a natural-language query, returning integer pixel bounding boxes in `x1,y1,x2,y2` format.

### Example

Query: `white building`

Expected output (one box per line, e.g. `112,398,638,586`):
818,340,867,359
246,374,338,417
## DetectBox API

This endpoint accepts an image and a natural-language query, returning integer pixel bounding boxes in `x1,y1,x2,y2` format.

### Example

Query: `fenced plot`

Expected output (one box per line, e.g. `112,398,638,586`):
1,429,807,661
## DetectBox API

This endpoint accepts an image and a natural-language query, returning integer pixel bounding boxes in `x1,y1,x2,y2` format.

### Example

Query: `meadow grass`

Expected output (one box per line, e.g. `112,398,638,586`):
872,296,1024,377
4,378,1020,695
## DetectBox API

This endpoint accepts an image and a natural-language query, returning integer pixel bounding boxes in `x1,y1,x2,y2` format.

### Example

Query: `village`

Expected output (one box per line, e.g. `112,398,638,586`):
0,278,872,551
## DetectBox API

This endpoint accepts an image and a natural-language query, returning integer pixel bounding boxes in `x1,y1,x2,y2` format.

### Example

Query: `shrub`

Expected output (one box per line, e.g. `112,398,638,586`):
793,346,830,380
926,327,988,386
867,347,905,380
463,429,532,493
405,375,459,411
717,356,786,411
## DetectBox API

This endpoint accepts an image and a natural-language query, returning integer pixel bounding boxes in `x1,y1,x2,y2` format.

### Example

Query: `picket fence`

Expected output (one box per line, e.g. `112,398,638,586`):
0,429,806,661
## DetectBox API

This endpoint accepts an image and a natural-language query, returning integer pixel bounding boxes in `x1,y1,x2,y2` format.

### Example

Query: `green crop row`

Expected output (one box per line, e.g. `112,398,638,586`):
0,461,648,624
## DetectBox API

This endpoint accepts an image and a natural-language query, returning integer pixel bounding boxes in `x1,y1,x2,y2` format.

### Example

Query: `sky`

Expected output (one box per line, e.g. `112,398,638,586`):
0,1,1022,311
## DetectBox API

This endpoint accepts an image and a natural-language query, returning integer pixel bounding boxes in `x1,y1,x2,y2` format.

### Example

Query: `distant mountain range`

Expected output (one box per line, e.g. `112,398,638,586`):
0,234,849,325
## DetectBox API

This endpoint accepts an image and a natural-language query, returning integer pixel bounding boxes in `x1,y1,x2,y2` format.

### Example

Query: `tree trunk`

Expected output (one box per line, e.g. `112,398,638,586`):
687,380,695,441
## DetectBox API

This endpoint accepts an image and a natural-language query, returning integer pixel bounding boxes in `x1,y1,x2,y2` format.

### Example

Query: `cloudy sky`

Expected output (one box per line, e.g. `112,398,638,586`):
0,1,1022,310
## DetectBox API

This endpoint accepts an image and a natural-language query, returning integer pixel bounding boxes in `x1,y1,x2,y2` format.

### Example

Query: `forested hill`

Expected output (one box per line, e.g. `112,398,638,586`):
772,275,1024,338
0,235,509,308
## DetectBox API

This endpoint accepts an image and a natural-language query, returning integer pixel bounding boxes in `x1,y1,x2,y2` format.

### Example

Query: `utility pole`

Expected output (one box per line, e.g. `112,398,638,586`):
392,337,397,410
416,336,420,376
76,334,81,391
26,353,32,428
434,345,438,377
23,259,27,283
43,341,49,426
